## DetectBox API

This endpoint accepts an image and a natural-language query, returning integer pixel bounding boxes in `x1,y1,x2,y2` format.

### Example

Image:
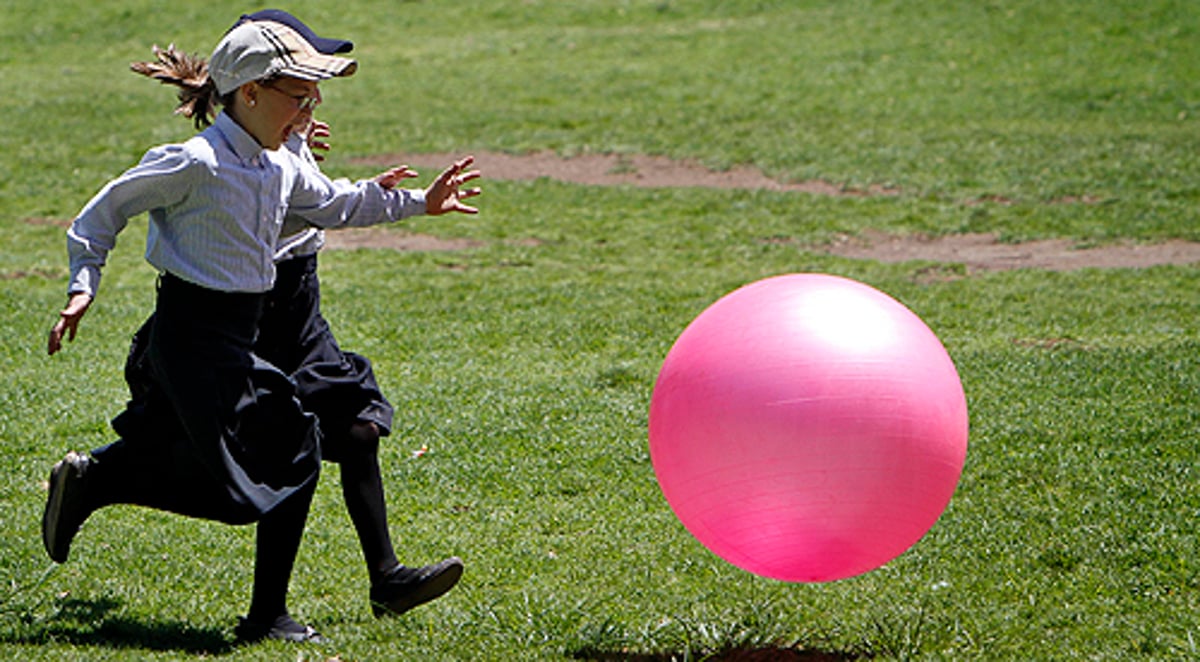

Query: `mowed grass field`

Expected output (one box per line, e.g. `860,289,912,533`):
2,1,1200,659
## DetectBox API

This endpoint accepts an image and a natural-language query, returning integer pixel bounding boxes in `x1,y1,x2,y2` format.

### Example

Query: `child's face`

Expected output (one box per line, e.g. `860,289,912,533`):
246,77,322,150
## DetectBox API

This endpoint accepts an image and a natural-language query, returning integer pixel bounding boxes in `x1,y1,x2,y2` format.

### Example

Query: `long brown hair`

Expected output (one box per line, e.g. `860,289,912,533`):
130,44,232,129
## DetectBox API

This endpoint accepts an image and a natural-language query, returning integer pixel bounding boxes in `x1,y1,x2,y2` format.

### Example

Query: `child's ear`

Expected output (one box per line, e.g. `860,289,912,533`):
241,83,259,108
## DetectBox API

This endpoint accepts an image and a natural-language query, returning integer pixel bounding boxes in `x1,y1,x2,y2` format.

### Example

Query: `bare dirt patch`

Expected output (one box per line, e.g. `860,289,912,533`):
351,150,899,196
341,151,1200,271
23,217,71,227
820,230,1200,272
321,226,484,252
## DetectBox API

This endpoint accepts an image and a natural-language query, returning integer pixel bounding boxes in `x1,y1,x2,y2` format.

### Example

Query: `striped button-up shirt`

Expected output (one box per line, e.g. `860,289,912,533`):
67,111,426,297
274,131,328,263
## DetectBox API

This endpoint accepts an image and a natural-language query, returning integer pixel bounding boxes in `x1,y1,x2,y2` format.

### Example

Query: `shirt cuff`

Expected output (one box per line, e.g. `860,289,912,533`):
397,187,427,220
68,265,100,297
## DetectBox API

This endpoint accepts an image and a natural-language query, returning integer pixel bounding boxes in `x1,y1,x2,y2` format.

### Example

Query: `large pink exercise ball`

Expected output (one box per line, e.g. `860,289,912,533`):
648,274,968,582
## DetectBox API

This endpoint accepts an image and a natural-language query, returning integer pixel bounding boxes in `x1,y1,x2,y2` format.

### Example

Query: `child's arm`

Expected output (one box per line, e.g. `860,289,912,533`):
52,145,196,355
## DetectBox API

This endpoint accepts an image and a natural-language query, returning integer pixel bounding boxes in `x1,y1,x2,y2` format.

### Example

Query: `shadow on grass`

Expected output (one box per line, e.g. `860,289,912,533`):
2,597,234,655
573,644,867,661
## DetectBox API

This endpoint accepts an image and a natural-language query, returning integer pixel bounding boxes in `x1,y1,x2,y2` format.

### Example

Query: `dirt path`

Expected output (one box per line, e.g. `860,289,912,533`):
334,150,1200,272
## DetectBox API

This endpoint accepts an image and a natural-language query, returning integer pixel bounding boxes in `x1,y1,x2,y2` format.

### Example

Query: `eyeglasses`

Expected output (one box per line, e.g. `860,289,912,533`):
260,82,321,111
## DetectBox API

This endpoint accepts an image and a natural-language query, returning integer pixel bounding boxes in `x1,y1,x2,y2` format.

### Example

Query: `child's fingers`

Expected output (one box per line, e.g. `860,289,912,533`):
308,120,331,138
440,156,475,181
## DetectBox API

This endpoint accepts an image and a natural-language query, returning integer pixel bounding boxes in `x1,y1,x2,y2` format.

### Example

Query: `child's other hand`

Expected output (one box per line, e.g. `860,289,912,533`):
48,292,93,356
374,165,419,189
295,119,332,161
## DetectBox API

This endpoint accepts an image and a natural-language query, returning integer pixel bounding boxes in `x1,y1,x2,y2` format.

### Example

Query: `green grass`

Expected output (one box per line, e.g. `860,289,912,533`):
3,0,1200,659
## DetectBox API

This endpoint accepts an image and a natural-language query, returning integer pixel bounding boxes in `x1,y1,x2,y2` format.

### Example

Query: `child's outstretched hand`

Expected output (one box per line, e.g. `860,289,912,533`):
374,165,419,189
424,156,482,216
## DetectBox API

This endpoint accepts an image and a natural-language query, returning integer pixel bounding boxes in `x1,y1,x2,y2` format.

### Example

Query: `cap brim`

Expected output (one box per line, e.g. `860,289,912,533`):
259,22,357,80
279,55,357,81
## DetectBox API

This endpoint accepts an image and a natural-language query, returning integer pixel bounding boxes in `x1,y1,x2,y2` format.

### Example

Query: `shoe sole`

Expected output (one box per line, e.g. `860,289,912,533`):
371,559,464,618
42,452,86,564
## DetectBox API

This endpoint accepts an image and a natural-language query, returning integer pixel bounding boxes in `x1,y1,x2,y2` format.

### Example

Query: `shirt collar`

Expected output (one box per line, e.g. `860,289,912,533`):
213,111,267,166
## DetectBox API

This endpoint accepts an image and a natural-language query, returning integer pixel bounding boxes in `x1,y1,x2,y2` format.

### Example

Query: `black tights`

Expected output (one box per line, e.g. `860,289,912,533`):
246,477,316,623
339,421,400,584
249,419,404,622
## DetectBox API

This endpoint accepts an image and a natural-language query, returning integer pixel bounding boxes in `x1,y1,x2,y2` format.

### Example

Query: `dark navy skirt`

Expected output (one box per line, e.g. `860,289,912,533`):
104,273,321,524
256,253,395,461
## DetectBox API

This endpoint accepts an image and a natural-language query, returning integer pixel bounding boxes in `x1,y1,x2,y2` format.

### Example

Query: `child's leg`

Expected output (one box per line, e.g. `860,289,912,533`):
338,421,400,581
262,260,402,577
337,420,463,619
42,429,267,565
245,475,317,627
260,257,462,613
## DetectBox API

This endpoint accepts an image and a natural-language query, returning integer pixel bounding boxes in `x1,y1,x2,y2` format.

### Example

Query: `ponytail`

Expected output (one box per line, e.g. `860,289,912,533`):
130,44,222,130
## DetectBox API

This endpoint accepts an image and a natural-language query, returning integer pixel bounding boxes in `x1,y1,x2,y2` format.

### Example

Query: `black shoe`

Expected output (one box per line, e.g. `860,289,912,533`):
370,557,464,618
42,451,92,564
234,615,325,644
